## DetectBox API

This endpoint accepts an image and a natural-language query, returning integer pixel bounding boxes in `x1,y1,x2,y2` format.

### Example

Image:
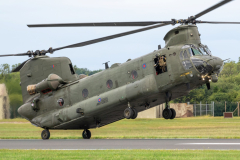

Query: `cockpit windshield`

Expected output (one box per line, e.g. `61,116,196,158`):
189,48,202,56
182,44,211,56
198,47,208,55
204,45,212,55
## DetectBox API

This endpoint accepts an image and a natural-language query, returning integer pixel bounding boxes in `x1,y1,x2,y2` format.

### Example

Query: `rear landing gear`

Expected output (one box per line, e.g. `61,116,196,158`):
82,129,91,139
123,108,138,119
41,129,50,140
131,108,138,119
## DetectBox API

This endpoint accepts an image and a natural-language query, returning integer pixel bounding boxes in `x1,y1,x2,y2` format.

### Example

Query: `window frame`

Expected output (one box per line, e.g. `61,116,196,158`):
179,49,193,70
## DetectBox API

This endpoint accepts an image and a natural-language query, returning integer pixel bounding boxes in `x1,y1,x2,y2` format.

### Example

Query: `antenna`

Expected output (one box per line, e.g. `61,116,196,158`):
103,61,110,69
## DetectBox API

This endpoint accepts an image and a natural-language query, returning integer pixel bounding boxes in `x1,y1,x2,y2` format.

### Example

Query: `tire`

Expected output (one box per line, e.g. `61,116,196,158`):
124,108,134,119
131,108,138,119
41,129,50,140
170,108,176,119
82,129,91,139
162,108,172,119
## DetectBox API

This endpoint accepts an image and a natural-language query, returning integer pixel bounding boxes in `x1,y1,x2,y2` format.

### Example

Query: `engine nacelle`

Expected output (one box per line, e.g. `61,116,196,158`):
27,74,65,95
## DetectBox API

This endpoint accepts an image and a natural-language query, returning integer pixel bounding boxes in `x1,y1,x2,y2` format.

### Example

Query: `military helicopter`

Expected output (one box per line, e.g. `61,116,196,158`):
1,0,239,140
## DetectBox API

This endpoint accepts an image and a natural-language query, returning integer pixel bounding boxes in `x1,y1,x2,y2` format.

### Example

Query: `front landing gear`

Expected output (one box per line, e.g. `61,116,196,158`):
162,108,176,119
123,108,138,119
170,108,176,119
82,129,91,139
162,108,172,119
162,92,176,120
41,129,50,140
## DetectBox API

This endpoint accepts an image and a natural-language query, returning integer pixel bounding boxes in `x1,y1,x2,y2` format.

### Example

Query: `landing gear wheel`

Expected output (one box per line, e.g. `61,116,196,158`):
41,129,50,140
124,108,134,119
131,108,138,119
82,129,91,139
170,108,176,119
162,108,172,119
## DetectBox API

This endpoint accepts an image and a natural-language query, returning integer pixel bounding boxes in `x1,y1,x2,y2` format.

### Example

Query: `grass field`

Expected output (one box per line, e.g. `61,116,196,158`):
1,117,240,139
0,149,240,160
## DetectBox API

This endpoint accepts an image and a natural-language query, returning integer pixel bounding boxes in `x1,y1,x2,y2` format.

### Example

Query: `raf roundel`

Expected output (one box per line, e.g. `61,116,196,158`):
98,98,101,102
142,63,146,69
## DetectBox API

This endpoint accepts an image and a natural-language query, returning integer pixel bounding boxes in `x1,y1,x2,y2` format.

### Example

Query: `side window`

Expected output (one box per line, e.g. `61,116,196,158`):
106,80,113,89
154,55,167,75
179,50,193,70
82,89,88,98
131,70,138,79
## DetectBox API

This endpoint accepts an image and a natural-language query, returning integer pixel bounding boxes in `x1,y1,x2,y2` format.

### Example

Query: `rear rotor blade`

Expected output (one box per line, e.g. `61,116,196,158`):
28,21,173,28
194,0,233,19
12,59,31,72
198,21,240,24
0,23,169,57
52,23,169,52
0,53,29,57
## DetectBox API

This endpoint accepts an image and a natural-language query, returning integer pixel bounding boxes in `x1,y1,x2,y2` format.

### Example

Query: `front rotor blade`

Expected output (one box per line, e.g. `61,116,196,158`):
194,0,233,19
198,21,240,24
28,21,172,27
52,23,170,52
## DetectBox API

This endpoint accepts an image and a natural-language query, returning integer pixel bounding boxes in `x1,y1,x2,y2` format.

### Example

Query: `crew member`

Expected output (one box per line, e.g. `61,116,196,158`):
158,56,166,73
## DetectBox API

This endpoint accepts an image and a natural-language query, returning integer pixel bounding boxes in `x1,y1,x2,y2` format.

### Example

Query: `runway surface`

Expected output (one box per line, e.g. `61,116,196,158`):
1,139,240,150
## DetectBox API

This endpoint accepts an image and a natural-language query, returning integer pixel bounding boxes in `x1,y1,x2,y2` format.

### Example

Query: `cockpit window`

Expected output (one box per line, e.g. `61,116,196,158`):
191,48,202,56
182,60,193,70
188,48,193,56
179,51,184,60
183,44,211,56
179,49,193,70
198,47,208,55
183,50,189,59
204,46,212,55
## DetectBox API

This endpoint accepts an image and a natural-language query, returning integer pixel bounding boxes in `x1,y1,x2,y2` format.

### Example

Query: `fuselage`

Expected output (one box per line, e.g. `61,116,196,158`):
18,25,223,130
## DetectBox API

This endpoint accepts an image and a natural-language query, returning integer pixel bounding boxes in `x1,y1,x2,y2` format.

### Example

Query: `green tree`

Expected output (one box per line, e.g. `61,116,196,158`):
11,63,21,71
0,64,10,77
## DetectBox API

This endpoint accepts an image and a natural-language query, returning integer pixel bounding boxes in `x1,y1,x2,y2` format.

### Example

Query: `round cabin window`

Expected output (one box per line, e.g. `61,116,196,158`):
82,89,88,98
57,98,64,107
106,80,113,89
131,70,138,79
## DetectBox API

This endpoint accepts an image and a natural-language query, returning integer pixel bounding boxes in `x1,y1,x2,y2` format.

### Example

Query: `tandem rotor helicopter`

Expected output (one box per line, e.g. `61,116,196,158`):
1,0,239,140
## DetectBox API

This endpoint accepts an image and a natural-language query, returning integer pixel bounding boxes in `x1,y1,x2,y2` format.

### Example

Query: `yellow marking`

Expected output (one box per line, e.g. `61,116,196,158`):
180,71,192,77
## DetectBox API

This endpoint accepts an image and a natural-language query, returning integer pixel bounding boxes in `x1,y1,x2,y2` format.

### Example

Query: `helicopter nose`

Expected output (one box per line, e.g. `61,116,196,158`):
208,56,223,74
191,56,223,76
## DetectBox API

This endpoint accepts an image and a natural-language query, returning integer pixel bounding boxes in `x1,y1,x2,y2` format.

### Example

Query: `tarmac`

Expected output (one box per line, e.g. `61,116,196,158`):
1,139,240,150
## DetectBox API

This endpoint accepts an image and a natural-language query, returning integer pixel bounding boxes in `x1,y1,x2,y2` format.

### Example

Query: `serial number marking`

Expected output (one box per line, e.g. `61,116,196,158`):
97,97,108,106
